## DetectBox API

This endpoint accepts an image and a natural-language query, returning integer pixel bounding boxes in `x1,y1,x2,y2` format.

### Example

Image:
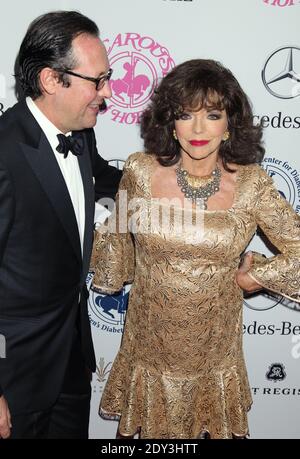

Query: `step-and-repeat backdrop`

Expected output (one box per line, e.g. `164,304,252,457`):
1,0,299,439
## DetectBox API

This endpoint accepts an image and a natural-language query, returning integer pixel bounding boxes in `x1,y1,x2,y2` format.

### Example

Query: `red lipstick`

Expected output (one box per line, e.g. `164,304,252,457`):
189,140,209,147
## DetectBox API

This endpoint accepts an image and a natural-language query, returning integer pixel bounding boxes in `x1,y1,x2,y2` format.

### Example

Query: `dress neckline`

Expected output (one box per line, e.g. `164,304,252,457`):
146,153,244,213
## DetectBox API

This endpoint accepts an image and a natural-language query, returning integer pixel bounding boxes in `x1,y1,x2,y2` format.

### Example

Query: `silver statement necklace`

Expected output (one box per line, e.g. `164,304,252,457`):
175,163,221,210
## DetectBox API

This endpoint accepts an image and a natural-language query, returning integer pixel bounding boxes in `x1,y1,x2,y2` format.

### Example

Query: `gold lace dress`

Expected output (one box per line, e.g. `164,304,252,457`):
91,152,300,439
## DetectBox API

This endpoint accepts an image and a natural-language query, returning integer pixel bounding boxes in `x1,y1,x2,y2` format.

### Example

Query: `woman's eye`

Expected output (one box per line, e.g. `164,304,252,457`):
208,113,222,120
179,113,192,120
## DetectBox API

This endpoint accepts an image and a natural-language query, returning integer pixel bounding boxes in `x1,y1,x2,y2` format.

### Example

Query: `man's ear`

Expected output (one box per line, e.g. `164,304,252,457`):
39,67,61,95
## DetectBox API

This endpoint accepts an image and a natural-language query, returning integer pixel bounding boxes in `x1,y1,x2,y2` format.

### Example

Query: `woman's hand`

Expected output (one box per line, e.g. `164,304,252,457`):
236,251,262,293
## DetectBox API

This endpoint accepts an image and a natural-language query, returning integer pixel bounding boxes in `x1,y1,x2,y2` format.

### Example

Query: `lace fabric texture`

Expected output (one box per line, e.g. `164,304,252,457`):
92,152,300,439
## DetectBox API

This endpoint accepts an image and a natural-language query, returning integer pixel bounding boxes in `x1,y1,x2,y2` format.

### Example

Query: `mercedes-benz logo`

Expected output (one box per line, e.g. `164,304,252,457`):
262,46,300,99
243,290,282,311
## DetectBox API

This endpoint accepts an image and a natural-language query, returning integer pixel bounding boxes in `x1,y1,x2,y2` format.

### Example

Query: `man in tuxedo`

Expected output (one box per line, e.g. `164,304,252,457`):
0,11,121,438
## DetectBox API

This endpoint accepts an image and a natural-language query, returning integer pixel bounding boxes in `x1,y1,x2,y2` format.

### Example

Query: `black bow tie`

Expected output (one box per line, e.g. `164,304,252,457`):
56,133,83,158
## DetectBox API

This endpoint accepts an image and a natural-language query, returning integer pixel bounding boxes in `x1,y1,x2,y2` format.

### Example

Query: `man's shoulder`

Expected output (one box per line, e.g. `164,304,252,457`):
0,106,15,132
0,100,33,163
0,101,26,139
0,115,19,148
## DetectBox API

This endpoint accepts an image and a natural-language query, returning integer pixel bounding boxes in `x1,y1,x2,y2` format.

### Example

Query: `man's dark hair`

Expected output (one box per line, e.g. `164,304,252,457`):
18,10,99,99
141,59,264,170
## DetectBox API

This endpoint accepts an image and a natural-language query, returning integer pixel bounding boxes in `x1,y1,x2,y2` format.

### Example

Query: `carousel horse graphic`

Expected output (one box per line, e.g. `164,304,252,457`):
110,62,151,102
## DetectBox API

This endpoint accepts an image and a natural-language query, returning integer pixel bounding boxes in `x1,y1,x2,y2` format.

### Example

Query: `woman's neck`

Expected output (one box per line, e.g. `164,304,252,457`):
180,154,220,177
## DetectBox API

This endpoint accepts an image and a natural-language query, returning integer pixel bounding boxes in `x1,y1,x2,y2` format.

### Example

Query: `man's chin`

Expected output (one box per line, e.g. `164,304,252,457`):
80,117,98,131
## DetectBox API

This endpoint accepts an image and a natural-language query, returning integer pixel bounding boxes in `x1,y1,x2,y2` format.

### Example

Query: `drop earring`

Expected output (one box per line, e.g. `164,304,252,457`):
173,129,178,140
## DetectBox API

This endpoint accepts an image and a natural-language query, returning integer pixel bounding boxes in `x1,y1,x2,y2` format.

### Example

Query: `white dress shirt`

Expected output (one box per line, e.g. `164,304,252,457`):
26,97,85,255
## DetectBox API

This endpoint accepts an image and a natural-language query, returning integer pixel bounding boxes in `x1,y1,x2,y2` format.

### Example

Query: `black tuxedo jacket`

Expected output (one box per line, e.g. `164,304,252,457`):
0,99,121,414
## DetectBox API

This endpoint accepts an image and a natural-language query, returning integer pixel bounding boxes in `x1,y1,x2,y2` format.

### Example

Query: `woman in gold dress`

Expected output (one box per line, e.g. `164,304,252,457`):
91,59,300,439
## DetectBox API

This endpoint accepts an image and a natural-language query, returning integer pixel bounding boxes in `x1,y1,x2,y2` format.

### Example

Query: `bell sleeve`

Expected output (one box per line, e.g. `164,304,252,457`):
90,161,135,294
248,168,300,303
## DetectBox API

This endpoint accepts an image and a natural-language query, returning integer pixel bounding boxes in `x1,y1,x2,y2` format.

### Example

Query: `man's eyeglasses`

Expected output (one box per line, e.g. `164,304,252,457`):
60,68,113,91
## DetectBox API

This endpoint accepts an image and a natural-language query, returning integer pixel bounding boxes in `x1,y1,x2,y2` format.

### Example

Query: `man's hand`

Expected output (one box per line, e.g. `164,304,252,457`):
0,395,11,439
236,251,262,293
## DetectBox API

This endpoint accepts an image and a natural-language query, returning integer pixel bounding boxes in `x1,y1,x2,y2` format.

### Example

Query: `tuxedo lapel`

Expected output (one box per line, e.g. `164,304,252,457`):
77,133,94,280
20,133,82,263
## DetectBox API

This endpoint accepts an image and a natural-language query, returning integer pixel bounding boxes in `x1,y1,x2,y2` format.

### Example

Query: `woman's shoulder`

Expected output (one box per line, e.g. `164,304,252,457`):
235,163,276,203
237,162,271,183
124,151,156,172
